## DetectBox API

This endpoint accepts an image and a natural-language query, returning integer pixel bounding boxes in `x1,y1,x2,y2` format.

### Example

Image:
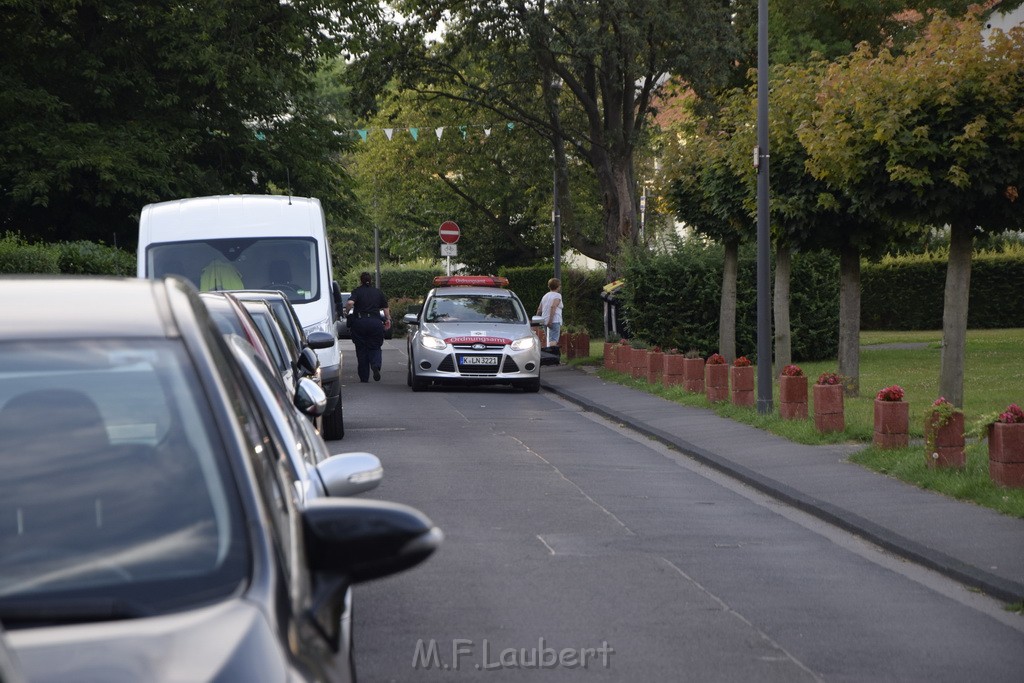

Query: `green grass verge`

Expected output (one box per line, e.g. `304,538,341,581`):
570,330,1024,518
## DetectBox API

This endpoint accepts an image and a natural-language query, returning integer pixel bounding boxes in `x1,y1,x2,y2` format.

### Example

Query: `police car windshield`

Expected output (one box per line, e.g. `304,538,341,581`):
425,295,525,324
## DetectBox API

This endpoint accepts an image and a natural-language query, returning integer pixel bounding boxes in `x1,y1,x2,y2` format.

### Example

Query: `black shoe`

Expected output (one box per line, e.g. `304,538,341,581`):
372,366,381,381
359,378,369,383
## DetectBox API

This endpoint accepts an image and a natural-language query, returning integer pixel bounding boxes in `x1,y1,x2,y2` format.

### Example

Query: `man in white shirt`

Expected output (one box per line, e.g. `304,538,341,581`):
536,278,563,347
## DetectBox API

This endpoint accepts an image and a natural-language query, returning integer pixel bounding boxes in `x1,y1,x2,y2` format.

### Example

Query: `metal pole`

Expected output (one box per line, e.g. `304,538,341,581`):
374,227,381,288
553,166,562,281
756,0,773,414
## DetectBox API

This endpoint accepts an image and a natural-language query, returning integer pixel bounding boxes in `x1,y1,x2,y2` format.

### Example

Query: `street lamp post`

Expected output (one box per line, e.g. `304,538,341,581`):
756,0,773,413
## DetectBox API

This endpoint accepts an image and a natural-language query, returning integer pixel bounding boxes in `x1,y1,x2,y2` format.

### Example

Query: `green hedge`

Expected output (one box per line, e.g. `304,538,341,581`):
861,249,1024,330
1,234,135,275
621,242,840,363
499,265,605,335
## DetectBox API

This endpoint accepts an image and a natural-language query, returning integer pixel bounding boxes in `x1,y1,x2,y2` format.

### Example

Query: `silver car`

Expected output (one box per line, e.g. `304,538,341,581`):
404,277,543,392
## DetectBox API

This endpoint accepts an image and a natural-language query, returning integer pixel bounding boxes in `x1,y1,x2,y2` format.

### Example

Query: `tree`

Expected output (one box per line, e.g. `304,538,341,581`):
801,13,1024,406
0,0,374,246
346,88,601,272
352,0,738,277
662,95,752,363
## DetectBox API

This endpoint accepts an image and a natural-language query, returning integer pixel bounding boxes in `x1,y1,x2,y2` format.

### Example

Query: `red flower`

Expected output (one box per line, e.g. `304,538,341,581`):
707,353,726,365
997,403,1024,424
781,364,803,377
876,385,905,402
816,372,843,386
733,355,751,367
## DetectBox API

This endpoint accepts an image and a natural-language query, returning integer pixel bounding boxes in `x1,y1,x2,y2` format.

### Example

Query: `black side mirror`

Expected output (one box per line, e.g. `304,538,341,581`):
297,347,321,377
306,331,334,350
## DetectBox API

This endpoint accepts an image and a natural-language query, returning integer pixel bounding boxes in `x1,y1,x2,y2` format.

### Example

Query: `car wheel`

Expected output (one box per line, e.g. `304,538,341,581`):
322,403,345,440
519,378,541,393
410,363,428,392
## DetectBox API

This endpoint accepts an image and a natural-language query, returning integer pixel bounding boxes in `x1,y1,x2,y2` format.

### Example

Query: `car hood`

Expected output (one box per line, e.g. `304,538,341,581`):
418,321,527,345
8,598,288,682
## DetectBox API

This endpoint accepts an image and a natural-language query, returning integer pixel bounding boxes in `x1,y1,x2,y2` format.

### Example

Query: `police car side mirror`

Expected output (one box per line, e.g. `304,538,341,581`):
403,313,419,326
531,316,544,327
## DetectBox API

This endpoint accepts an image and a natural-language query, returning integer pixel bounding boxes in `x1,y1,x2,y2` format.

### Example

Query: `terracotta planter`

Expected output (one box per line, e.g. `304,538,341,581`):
779,375,808,420
574,333,590,359
662,354,685,387
603,342,617,370
682,357,705,394
646,350,664,384
813,384,845,433
925,411,965,469
873,399,909,449
731,366,754,407
989,422,1024,488
705,363,728,403
562,332,577,359
630,348,647,379
614,343,631,373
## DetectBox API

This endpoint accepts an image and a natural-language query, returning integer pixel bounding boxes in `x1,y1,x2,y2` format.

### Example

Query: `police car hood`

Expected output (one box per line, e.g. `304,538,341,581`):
419,320,527,346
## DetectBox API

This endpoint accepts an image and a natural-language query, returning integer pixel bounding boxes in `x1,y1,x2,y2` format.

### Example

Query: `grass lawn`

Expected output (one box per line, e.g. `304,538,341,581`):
575,329,1024,518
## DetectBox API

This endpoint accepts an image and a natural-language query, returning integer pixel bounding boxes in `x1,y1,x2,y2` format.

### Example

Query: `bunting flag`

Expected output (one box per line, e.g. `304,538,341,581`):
348,122,517,142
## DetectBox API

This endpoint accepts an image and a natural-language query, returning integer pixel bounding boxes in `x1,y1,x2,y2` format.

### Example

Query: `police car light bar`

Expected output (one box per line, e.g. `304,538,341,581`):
433,275,509,287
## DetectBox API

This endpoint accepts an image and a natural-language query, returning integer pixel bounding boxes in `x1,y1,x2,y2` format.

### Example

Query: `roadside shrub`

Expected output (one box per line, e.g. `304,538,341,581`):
57,240,136,275
0,233,60,274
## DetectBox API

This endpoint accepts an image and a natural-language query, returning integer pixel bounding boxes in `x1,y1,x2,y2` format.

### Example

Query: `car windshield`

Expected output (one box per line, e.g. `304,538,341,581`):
146,237,319,304
424,294,525,324
0,339,248,619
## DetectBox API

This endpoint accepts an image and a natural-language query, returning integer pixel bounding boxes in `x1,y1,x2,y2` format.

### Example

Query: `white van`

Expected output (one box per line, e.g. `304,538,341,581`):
138,195,346,439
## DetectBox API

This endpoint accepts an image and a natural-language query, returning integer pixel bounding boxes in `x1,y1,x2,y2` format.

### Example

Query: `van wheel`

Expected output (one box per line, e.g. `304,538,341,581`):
322,404,345,440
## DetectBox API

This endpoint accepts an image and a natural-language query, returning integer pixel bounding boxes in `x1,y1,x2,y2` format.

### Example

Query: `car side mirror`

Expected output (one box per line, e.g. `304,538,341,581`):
315,452,383,497
294,377,326,417
303,498,442,583
305,331,334,350
403,313,419,326
297,347,321,377
531,315,545,327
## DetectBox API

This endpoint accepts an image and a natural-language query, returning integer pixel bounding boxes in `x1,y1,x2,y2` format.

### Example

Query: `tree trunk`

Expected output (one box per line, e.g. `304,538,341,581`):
719,238,738,363
594,149,638,279
940,221,973,407
773,243,792,373
838,244,861,397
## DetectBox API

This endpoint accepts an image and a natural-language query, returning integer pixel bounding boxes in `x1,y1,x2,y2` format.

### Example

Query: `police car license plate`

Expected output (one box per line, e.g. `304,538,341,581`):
460,355,498,366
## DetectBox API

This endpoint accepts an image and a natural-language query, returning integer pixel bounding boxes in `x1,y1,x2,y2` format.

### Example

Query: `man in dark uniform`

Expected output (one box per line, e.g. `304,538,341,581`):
345,272,391,382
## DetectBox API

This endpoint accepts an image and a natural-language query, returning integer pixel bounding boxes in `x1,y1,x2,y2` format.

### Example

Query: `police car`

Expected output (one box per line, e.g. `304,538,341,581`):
403,276,544,392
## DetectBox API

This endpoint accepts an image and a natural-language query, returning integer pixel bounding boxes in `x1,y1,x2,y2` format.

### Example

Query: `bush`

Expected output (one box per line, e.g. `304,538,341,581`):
861,247,1024,329
57,240,136,276
621,241,840,363
0,233,59,274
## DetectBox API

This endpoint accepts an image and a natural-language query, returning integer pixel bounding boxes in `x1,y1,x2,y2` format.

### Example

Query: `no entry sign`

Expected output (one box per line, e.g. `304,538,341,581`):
439,221,461,244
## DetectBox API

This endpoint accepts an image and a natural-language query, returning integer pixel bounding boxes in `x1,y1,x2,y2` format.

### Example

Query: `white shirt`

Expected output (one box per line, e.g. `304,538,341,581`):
538,291,563,325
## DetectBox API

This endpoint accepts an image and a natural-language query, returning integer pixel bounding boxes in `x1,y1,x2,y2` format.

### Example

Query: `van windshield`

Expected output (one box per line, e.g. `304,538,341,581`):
146,238,319,304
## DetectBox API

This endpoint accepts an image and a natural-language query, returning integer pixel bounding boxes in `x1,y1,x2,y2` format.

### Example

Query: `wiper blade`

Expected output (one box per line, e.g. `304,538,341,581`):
0,598,150,626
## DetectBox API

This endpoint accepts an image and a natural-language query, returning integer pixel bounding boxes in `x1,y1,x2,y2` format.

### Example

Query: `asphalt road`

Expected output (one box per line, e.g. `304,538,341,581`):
331,340,1024,682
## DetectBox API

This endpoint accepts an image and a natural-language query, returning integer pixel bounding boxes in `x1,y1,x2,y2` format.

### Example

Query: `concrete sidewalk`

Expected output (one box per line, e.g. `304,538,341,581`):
540,364,1024,603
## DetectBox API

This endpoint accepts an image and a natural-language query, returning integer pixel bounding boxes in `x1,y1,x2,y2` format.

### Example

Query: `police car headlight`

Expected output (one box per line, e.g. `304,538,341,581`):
420,334,447,351
511,336,536,351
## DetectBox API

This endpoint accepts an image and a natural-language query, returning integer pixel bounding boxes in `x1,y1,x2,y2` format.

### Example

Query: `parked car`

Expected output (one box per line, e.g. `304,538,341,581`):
229,289,335,369
240,298,300,396
0,275,441,682
403,275,543,392
199,291,280,385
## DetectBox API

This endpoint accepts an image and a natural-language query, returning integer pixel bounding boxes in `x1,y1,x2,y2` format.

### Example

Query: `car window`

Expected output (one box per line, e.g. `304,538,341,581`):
0,339,248,615
246,305,291,373
425,294,525,324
